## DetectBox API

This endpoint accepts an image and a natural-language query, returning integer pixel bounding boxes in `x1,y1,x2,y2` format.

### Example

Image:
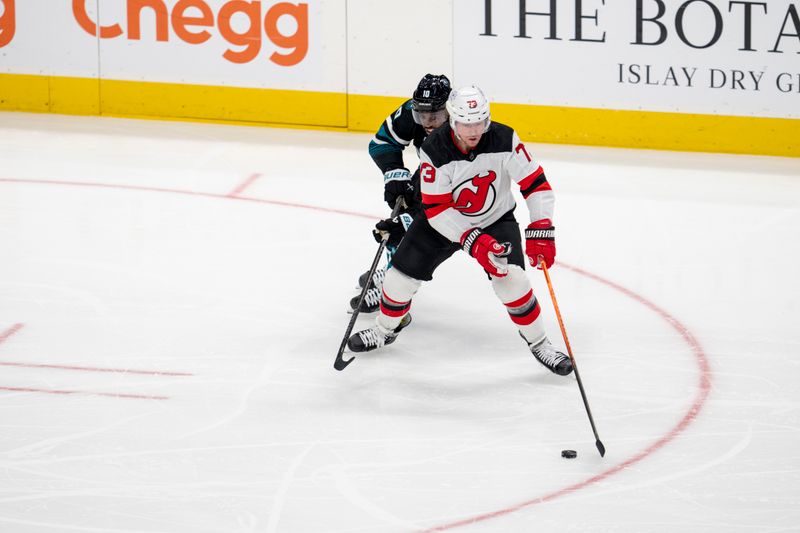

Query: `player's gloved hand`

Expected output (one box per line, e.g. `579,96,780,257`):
525,218,556,269
461,228,510,277
383,169,414,208
372,213,414,247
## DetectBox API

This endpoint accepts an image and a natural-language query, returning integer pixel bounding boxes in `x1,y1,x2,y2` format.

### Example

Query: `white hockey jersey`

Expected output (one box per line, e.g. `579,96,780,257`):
418,122,555,243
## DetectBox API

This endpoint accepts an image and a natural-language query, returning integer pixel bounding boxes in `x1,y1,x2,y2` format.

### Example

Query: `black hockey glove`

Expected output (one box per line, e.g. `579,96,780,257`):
383,169,414,208
372,213,414,247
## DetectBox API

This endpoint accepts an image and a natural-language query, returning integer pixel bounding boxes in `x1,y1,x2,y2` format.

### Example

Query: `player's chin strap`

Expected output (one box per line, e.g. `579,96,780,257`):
334,197,405,371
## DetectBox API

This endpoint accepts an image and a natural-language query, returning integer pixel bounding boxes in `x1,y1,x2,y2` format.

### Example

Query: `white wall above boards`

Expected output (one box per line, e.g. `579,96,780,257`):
454,0,800,119
345,0,454,97
0,0,100,77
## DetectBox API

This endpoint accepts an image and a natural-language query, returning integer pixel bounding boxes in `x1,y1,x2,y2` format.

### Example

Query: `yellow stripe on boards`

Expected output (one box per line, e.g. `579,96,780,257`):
490,103,800,158
1,73,797,157
347,93,406,132
50,76,100,115
0,73,54,111
99,79,347,127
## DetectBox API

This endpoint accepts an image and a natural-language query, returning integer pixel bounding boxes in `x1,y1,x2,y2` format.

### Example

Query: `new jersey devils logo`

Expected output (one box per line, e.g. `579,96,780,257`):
453,170,497,217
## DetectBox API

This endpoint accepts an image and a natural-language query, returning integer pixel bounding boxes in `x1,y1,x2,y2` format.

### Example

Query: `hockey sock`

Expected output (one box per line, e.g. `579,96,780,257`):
376,267,421,331
491,265,546,345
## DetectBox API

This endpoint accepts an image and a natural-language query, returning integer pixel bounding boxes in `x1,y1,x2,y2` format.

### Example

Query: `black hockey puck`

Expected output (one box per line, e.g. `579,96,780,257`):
561,449,577,459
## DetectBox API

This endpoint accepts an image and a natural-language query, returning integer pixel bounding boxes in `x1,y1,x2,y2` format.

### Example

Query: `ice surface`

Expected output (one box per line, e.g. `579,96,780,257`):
1,112,799,532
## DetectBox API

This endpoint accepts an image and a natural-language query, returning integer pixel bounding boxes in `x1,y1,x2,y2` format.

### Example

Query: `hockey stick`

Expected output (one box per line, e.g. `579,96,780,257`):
334,197,404,371
539,256,606,457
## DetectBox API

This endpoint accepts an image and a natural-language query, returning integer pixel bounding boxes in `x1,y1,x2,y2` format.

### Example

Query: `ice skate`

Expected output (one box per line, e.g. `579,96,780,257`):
347,314,412,353
349,285,381,313
357,267,386,290
528,337,573,376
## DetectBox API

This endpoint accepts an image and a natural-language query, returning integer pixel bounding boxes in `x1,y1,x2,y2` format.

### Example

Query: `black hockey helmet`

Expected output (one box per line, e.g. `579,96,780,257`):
412,74,451,113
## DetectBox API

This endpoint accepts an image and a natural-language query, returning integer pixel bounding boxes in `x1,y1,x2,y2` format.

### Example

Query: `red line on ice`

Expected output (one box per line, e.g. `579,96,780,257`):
0,323,24,345
422,264,711,532
0,178,375,220
0,322,190,377
0,386,169,401
0,177,712,527
0,361,192,377
228,172,262,197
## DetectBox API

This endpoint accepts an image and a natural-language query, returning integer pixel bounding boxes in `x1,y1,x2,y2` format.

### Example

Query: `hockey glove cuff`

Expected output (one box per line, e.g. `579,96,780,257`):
373,213,414,247
383,168,414,208
461,228,510,278
525,219,556,269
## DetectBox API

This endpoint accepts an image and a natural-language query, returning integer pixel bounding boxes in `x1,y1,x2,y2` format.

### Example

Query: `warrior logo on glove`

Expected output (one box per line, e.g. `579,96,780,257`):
525,219,556,269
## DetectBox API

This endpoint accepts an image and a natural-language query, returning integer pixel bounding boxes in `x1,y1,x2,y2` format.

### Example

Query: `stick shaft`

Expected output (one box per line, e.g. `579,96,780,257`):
539,258,605,456
334,198,404,371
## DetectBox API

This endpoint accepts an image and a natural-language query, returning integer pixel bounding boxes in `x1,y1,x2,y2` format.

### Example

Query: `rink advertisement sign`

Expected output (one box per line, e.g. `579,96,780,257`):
455,0,800,119
0,0,345,93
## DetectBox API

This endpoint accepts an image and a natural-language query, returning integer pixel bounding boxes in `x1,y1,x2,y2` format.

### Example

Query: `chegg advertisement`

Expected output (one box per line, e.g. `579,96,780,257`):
0,0,13,48
73,0,309,66
0,0,345,91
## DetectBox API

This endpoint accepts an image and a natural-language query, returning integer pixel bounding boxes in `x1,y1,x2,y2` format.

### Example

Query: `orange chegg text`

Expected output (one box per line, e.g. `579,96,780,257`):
72,0,308,66
0,0,15,48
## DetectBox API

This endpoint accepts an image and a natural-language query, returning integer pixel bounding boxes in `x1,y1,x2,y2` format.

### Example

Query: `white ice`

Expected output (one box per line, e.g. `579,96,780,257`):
1,112,799,533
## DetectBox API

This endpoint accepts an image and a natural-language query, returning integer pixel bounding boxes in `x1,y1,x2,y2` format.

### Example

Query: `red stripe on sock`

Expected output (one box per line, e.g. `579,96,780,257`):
504,290,533,309
509,302,541,326
381,289,408,306
380,303,410,318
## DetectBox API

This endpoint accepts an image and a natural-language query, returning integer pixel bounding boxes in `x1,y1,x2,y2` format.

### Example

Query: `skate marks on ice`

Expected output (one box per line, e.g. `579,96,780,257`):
3,115,797,532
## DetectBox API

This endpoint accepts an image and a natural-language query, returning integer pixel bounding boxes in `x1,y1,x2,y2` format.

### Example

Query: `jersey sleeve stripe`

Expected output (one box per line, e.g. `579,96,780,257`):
421,191,454,219
421,192,453,204
423,202,453,219
386,116,412,146
375,126,402,146
519,168,551,199
369,142,402,158
518,167,543,188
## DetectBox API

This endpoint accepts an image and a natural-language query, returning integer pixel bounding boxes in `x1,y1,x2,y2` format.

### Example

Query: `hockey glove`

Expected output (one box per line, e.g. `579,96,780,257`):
461,228,510,277
525,219,556,269
383,169,414,208
373,213,414,248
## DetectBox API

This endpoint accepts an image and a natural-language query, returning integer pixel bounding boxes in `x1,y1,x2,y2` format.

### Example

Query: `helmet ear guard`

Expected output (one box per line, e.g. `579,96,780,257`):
446,85,491,133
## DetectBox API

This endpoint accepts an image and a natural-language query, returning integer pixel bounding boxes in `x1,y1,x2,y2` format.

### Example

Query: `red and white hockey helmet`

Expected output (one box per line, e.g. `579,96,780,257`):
446,85,491,133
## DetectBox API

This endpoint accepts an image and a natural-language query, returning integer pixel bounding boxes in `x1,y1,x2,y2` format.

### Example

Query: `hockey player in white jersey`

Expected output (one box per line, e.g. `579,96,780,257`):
347,85,572,376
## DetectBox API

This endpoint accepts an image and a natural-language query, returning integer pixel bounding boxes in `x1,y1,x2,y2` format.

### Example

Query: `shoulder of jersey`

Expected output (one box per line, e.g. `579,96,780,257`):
481,122,515,153
420,125,457,166
389,99,420,134
396,99,415,121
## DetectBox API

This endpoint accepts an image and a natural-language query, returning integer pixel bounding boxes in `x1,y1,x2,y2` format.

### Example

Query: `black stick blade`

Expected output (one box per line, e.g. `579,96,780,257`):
596,439,606,457
334,353,354,371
